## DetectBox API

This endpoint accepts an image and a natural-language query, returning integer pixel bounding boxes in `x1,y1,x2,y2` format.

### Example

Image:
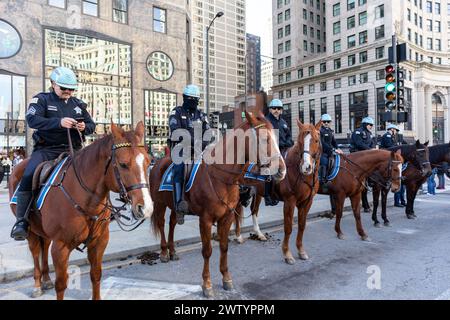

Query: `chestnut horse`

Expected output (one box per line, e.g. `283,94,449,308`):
402,142,450,219
318,149,403,241
371,141,431,226
9,122,153,300
150,112,286,298
233,120,322,265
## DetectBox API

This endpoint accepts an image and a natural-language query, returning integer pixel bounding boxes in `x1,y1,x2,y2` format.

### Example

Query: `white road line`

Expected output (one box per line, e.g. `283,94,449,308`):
415,198,450,205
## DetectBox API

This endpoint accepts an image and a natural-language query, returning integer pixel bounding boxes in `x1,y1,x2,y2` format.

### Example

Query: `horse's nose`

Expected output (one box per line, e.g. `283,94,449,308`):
134,205,145,220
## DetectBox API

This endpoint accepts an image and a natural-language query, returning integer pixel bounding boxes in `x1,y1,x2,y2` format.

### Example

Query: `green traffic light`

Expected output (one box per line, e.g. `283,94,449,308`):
385,83,396,92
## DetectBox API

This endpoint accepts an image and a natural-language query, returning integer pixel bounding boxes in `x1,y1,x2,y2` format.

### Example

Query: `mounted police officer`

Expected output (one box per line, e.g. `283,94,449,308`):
350,117,376,212
11,67,96,241
263,99,293,206
169,84,210,225
380,123,400,149
319,114,343,185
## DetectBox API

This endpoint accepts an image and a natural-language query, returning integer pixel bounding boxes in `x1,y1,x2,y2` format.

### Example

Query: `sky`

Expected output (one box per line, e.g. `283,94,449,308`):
246,0,273,58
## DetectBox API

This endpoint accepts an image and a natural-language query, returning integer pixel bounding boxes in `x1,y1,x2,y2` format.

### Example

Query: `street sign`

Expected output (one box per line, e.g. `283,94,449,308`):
389,43,407,64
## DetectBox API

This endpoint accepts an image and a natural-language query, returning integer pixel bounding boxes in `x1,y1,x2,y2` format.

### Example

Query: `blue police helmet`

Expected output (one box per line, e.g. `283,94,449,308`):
387,123,400,131
269,99,284,108
183,85,201,99
50,67,78,90
321,114,332,122
362,117,375,126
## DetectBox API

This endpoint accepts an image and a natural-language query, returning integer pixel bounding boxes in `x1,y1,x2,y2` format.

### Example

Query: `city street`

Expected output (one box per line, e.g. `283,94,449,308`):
1,189,449,300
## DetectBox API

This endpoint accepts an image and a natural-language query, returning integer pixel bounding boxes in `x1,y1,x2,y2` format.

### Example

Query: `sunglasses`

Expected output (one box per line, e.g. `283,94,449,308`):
59,86,75,92
323,121,331,124
272,107,283,111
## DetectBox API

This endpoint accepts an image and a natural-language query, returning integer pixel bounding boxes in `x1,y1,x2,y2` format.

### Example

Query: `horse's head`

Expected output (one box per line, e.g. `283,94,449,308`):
295,120,322,175
389,149,404,193
412,140,432,177
109,121,154,220
244,111,286,182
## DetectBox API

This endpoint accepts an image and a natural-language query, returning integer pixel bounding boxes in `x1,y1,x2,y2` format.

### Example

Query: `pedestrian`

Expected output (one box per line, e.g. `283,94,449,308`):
427,168,437,195
12,150,24,169
437,162,448,190
2,156,12,188
0,156,5,184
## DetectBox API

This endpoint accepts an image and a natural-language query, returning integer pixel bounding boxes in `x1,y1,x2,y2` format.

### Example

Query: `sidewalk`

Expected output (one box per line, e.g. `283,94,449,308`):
0,182,395,283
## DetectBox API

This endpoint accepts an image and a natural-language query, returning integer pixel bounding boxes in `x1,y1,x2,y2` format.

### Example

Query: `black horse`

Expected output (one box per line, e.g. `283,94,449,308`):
371,141,432,226
402,142,450,219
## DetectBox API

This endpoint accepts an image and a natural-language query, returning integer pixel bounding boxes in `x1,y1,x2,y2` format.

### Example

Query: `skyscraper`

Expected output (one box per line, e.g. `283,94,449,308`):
246,33,262,93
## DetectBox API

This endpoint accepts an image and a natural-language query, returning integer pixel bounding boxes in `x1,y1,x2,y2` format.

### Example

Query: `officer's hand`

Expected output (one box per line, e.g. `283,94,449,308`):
335,149,344,155
61,117,77,129
76,122,86,132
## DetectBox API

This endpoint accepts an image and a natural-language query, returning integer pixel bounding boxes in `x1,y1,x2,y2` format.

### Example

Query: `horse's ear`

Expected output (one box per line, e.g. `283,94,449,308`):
424,141,430,146
296,119,304,130
416,140,421,148
315,120,322,131
111,122,124,139
396,149,402,156
135,121,145,141
245,111,257,126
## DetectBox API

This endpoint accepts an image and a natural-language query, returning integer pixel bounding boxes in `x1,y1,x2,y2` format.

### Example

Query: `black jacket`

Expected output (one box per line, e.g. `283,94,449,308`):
350,126,375,152
266,113,294,150
169,105,210,150
26,92,95,149
320,126,338,156
380,132,396,149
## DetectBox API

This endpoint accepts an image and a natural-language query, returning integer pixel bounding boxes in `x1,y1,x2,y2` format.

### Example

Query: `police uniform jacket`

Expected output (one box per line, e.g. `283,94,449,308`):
26,92,96,149
320,126,338,157
169,105,210,150
350,126,375,152
380,132,396,149
266,113,294,151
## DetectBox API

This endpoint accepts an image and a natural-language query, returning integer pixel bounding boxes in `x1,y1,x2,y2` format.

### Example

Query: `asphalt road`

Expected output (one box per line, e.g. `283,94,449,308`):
1,191,450,300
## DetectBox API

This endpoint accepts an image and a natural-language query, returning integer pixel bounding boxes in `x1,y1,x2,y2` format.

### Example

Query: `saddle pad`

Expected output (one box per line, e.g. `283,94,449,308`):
159,161,201,193
10,157,69,210
244,163,270,182
327,154,341,181
402,163,409,172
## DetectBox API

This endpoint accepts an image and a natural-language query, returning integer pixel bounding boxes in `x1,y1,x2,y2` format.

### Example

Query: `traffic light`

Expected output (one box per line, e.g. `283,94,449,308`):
385,64,396,110
396,68,408,123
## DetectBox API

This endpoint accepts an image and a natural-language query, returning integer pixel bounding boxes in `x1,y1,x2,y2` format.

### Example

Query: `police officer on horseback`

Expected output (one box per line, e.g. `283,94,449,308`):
263,99,293,206
169,85,210,225
319,114,343,185
11,67,96,241
380,123,400,149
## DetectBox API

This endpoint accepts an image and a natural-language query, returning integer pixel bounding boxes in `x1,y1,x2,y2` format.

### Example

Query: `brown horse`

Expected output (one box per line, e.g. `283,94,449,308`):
9,122,153,300
371,141,431,226
233,120,322,265
150,111,286,297
319,149,403,241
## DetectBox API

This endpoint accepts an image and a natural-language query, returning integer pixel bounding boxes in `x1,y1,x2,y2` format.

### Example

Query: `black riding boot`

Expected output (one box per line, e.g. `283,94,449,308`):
11,191,33,241
264,180,278,206
173,182,189,225
319,165,328,184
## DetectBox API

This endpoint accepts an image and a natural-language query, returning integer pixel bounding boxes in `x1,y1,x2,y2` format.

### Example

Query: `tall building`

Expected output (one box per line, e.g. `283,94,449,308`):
261,58,274,93
190,0,246,112
273,0,450,145
246,33,262,93
0,0,190,157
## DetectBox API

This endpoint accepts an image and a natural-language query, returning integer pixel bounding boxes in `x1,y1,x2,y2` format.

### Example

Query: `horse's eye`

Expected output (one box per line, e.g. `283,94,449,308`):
119,163,129,169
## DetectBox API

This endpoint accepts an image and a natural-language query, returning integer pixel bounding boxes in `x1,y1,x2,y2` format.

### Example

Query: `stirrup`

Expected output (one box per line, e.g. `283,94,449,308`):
175,201,189,225
11,220,29,241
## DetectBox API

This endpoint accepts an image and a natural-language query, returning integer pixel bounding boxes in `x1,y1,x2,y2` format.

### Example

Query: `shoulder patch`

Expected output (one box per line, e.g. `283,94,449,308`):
169,118,178,126
386,134,392,138
27,106,37,116
355,131,361,135
29,98,39,104
170,110,177,116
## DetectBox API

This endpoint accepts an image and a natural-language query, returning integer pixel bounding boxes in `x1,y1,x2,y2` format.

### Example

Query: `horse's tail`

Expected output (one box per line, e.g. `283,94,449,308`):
150,204,163,239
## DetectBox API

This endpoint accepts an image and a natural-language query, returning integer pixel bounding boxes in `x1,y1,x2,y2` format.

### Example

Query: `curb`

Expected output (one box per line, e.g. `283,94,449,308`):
0,200,394,283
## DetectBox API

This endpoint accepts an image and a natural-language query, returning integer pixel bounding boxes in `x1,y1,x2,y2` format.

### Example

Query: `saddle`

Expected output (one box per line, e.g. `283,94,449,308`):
32,152,70,192
326,154,337,178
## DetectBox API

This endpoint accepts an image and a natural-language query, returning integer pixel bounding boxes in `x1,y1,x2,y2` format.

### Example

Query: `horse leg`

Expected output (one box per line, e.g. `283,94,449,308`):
155,203,169,263
168,210,179,261
51,240,71,300
350,193,370,241
405,183,418,219
372,185,381,227
282,200,296,265
234,204,245,244
252,195,266,241
296,200,313,261
334,194,345,240
41,238,54,291
218,213,235,291
28,232,44,298
199,217,214,298
87,228,109,300
381,188,391,226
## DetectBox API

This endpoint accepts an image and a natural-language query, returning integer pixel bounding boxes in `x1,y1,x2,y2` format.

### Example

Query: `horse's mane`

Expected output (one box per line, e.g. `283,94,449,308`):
429,142,450,163
73,134,114,174
389,144,418,160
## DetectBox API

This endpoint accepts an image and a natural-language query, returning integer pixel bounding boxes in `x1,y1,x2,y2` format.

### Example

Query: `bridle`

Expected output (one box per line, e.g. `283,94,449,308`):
411,148,431,175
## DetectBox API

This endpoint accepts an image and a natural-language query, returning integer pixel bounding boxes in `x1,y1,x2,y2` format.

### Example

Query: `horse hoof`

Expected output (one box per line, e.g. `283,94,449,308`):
160,255,170,263
235,236,245,244
384,222,392,227
258,235,268,242
170,253,180,261
298,252,309,261
202,286,214,298
337,234,345,240
374,222,381,228
362,236,371,242
212,233,220,242
42,280,54,291
31,287,44,298
284,257,295,265
407,214,416,220
223,281,234,291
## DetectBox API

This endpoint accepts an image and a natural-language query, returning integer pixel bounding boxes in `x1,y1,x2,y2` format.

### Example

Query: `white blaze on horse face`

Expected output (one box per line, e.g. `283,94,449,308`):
302,134,313,174
136,153,154,218
398,163,402,182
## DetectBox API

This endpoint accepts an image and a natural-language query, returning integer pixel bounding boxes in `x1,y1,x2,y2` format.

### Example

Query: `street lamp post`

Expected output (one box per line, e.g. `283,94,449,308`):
205,11,224,117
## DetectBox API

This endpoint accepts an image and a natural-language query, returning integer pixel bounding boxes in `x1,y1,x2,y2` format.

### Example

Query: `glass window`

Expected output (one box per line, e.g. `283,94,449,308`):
333,21,341,35
347,35,355,49
153,7,167,33
298,101,305,123
309,99,316,124
348,54,356,66
348,0,355,10
113,0,128,24
375,4,384,18
334,95,342,134
334,58,341,70
348,75,357,86
359,51,367,63
321,97,327,116
320,82,327,92
347,16,355,29
308,66,315,76
334,78,341,89
359,11,367,25
333,39,341,53
375,25,385,39
359,31,368,44
147,51,174,81
376,69,385,80
0,20,22,58
298,87,304,96
333,3,341,16
82,0,98,17
309,84,315,94
48,0,66,8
